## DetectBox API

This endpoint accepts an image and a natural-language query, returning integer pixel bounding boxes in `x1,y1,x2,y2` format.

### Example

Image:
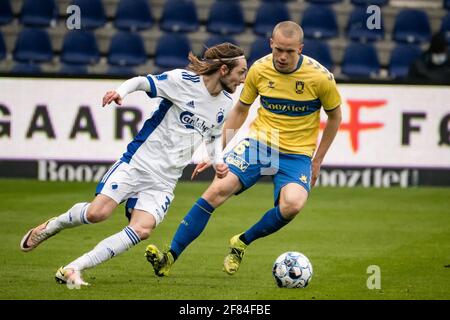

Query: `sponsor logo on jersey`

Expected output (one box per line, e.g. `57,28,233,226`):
260,96,321,116
180,111,209,134
265,103,309,112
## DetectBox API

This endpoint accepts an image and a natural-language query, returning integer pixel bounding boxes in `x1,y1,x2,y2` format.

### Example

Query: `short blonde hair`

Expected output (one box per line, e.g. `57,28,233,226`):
272,21,304,44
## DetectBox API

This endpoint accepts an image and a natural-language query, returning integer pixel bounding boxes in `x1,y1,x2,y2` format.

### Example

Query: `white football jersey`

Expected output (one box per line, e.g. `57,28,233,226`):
120,69,233,187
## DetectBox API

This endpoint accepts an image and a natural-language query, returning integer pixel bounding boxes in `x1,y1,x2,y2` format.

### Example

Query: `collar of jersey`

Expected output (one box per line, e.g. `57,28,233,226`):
272,54,304,74
199,74,224,98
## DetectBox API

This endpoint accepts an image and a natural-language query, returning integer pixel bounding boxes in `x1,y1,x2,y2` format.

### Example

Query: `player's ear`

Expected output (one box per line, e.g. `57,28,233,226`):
220,64,230,76
298,43,304,55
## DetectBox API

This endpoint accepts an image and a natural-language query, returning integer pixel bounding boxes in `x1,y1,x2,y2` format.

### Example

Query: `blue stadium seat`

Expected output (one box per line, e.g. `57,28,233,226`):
302,5,338,39
254,2,290,37
305,0,342,4
202,35,238,56
0,32,5,60
248,37,271,66
207,1,245,35
441,12,450,44
445,0,450,10
14,28,53,63
341,42,380,78
393,9,431,44
351,0,388,6
60,63,88,75
388,44,422,78
160,0,199,33
0,0,13,26
302,39,333,71
12,62,41,74
71,0,106,30
114,0,153,32
155,33,191,70
108,32,147,67
347,6,384,42
21,0,57,27
61,30,100,65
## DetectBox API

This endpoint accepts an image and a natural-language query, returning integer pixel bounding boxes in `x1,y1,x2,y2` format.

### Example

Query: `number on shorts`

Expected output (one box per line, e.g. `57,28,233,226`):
233,140,250,155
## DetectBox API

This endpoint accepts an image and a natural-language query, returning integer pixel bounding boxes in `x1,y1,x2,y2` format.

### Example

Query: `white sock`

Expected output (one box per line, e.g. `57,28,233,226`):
46,202,91,233
65,226,141,271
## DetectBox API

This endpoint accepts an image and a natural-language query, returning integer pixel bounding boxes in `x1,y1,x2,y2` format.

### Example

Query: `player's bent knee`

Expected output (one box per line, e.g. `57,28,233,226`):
202,186,228,208
279,199,306,219
202,180,238,208
279,184,309,219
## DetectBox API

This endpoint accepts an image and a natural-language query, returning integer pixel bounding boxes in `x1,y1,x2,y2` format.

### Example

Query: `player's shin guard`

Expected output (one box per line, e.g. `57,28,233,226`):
170,198,214,259
45,202,91,233
242,206,291,245
65,226,140,271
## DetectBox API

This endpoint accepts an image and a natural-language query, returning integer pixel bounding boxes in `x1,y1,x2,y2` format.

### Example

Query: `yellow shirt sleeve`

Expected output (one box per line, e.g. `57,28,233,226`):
319,74,341,111
239,65,259,105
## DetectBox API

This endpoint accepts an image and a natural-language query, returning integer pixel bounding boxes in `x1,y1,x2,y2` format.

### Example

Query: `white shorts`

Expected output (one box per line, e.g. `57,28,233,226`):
95,160,175,226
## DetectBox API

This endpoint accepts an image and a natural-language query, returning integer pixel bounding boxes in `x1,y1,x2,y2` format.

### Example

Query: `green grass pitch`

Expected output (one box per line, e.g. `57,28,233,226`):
0,179,449,300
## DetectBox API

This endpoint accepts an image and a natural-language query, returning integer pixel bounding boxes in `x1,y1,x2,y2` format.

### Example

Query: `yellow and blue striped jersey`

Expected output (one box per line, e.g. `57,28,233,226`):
240,53,341,156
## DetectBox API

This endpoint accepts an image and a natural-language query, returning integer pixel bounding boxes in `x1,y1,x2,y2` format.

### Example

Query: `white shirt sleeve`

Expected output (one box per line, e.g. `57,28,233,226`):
146,70,182,101
115,76,151,99
116,70,183,102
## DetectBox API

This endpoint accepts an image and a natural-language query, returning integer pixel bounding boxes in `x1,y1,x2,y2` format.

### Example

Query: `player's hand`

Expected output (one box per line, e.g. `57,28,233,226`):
191,161,211,180
214,163,229,179
102,90,122,107
311,158,321,188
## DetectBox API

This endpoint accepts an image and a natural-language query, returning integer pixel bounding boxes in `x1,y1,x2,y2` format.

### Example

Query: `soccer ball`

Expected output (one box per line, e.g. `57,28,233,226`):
272,251,313,288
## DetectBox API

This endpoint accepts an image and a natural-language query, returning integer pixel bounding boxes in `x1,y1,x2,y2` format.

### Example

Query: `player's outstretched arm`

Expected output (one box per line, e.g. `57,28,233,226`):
311,106,342,187
222,100,251,148
102,76,151,107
